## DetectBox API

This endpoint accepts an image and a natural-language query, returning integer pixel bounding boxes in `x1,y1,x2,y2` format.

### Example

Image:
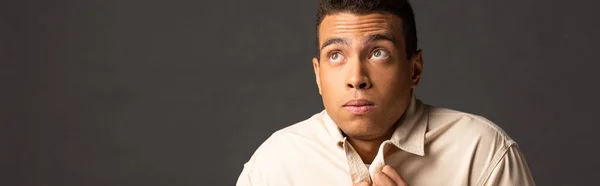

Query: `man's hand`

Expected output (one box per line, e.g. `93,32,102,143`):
353,165,408,186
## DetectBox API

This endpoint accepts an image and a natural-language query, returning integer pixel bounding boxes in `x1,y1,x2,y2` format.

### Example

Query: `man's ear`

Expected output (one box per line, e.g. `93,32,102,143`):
312,57,322,95
410,50,424,88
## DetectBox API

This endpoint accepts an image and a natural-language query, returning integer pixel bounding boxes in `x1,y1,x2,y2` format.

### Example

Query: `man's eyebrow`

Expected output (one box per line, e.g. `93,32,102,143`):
320,37,350,51
364,34,396,45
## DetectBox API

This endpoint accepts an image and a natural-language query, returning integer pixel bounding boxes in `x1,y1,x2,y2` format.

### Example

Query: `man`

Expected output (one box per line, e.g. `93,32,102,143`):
236,0,535,185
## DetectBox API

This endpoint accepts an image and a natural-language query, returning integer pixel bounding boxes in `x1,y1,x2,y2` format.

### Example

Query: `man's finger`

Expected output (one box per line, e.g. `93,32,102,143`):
381,165,408,186
374,171,397,186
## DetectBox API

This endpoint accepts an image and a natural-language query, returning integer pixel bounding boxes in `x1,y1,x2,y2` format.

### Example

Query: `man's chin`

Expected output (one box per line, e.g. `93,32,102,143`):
338,117,395,140
343,130,386,141
343,109,375,117
339,124,387,141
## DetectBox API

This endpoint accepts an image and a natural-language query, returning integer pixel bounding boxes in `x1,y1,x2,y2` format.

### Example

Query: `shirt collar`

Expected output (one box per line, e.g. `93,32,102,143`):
322,94,428,156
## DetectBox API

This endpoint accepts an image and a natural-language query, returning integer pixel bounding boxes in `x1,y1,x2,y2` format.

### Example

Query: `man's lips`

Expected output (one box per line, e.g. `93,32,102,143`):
343,99,375,114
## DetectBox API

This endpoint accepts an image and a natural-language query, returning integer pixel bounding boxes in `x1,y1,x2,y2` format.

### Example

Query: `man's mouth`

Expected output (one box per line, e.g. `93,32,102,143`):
343,99,375,115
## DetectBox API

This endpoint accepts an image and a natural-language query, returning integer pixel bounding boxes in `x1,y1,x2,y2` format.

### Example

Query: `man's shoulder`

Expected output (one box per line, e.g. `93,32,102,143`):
422,104,534,185
241,111,336,172
426,104,516,147
246,111,331,156
267,110,331,141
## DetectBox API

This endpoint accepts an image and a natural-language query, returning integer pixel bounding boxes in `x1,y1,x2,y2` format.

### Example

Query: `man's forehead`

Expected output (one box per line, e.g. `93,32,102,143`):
318,12,403,42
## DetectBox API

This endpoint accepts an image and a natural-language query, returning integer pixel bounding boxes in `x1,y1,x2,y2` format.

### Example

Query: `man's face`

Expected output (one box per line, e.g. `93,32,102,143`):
313,12,423,140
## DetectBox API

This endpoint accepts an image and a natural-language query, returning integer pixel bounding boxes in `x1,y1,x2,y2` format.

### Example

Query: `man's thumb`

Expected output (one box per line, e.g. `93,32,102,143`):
353,181,370,186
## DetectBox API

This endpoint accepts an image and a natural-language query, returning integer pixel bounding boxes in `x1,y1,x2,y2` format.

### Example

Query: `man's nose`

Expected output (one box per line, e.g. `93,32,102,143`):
345,59,372,90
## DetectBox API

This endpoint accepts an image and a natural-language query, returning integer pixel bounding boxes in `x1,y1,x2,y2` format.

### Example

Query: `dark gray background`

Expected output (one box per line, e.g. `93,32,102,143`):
2,0,599,185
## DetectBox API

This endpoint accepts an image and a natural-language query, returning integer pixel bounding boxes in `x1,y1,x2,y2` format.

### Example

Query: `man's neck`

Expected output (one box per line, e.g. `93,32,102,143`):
346,128,395,164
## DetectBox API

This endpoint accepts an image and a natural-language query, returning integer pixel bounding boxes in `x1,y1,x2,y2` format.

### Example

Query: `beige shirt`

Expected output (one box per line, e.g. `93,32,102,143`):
236,96,535,186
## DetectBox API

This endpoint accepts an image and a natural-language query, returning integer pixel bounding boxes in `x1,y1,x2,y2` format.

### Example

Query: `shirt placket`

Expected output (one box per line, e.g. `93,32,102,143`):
342,138,392,185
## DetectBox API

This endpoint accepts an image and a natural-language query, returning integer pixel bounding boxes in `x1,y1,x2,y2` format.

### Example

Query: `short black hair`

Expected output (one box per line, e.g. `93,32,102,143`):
315,0,418,60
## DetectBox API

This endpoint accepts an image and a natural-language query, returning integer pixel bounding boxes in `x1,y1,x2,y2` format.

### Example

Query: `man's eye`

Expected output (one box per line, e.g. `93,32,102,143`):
370,49,389,60
329,52,344,63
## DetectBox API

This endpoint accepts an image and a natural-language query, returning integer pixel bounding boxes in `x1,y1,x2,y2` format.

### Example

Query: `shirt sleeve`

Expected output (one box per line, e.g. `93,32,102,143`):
481,144,536,186
235,162,251,186
236,145,267,186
